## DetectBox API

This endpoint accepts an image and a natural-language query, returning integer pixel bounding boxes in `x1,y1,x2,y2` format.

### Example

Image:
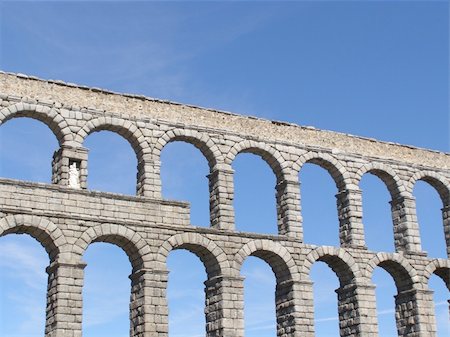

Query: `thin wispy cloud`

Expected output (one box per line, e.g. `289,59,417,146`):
169,303,204,325
247,322,276,331
83,295,129,328
244,304,276,332
171,333,204,337
243,264,276,286
0,238,47,336
0,240,48,289
7,292,46,335
3,1,277,104
3,3,191,97
316,316,339,323
168,286,204,301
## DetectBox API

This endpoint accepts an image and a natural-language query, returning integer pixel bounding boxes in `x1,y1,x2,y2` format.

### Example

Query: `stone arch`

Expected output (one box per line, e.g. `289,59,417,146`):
408,171,450,205
424,259,450,290
156,233,230,278
234,239,297,282
356,162,406,198
226,140,286,181
0,214,67,261
74,224,151,272
294,152,351,191
301,246,361,285
154,129,223,170
75,117,150,158
0,102,71,145
366,253,419,292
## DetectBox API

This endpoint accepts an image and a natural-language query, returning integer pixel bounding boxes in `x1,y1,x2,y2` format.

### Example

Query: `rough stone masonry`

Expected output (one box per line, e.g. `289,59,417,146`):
0,71,449,337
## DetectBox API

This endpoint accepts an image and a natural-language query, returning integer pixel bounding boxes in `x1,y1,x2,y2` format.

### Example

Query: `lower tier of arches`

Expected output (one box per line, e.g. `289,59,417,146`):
1,212,448,337
31,260,448,337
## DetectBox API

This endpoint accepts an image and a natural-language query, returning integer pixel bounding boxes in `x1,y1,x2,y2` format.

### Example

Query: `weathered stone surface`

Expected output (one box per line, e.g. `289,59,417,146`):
0,72,449,337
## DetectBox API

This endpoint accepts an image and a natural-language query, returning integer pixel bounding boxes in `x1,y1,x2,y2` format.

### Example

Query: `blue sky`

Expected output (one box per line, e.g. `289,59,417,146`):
0,1,448,337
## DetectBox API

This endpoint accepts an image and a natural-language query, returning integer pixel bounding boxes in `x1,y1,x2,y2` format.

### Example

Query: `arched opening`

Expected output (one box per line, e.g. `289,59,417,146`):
161,141,210,227
372,267,398,336
305,251,360,336
233,153,277,234
300,163,340,246
241,256,276,336
239,246,295,337
360,173,394,252
414,180,447,258
0,117,59,183
372,259,415,337
429,270,449,337
310,261,340,336
159,235,228,336
84,130,137,195
0,234,48,336
82,242,131,337
167,249,207,336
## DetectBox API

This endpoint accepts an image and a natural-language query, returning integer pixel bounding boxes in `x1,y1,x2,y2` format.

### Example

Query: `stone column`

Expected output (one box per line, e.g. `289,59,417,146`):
208,165,235,230
394,288,436,337
129,268,169,337
52,146,88,189
441,204,450,258
336,189,366,248
336,283,378,337
276,280,314,337
204,275,244,337
275,177,302,239
390,195,422,253
136,155,161,198
45,261,86,337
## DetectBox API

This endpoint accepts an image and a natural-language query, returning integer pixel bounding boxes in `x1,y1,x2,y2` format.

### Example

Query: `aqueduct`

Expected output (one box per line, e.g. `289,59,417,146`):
0,72,449,337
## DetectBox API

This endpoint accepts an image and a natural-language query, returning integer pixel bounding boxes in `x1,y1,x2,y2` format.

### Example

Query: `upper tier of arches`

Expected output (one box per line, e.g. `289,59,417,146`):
1,104,447,197
2,104,446,196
